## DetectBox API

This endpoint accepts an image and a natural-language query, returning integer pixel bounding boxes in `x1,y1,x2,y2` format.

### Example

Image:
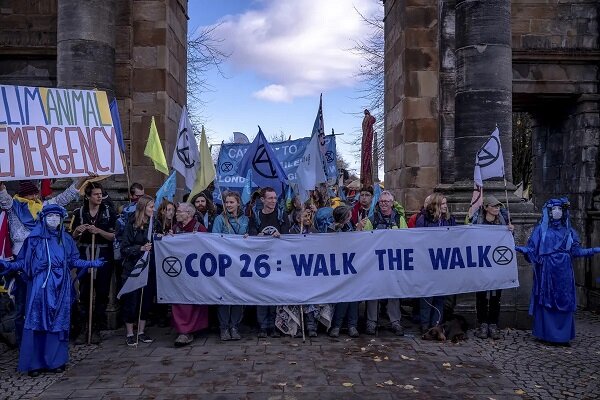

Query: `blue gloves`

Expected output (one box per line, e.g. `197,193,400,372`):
90,257,106,268
515,246,527,254
593,247,600,254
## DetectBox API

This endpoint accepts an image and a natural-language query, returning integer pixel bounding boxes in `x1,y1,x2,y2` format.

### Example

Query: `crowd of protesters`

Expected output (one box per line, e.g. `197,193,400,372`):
1,178,599,377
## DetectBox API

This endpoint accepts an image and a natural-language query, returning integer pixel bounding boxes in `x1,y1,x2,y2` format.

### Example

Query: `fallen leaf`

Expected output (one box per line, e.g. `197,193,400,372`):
370,339,376,342
290,343,298,347
403,385,414,390
514,389,525,395
384,356,389,360
534,385,542,388
295,384,303,388
278,382,287,387
342,382,354,387
455,364,463,368
400,355,410,360
384,380,394,385
442,362,451,367
373,357,382,362
361,347,366,351
413,377,420,380
376,383,384,388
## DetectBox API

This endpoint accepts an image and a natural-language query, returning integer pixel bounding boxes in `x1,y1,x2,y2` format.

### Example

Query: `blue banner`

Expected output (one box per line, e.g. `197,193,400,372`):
213,135,338,202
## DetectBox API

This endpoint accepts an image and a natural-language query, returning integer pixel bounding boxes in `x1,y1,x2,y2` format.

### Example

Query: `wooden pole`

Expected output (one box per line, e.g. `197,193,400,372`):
136,287,144,347
87,234,96,345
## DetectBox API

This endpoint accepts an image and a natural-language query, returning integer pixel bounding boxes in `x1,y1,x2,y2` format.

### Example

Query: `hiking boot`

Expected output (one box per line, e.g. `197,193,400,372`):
230,327,241,340
137,333,154,343
270,329,281,338
220,329,232,341
257,329,268,338
488,324,501,340
126,335,137,347
348,326,359,338
475,323,489,339
308,329,318,338
28,370,41,378
174,334,193,347
49,365,65,373
329,327,340,338
391,322,405,336
365,321,377,335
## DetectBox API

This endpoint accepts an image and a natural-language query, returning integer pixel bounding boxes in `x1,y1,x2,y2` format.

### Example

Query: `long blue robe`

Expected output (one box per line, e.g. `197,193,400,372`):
519,221,594,343
5,223,98,372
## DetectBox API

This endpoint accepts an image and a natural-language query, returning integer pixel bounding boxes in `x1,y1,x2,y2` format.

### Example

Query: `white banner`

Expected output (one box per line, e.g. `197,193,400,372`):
155,225,518,305
0,85,124,180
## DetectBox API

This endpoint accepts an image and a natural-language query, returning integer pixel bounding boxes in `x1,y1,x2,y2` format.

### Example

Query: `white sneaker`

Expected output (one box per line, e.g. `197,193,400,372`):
174,333,193,347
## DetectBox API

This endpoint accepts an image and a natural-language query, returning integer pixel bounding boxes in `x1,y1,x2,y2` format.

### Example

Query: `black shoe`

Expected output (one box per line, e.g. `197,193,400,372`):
257,329,268,338
270,329,281,338
28,370,41,378
137,333,154,343
49,365,65,373
126,335,137,347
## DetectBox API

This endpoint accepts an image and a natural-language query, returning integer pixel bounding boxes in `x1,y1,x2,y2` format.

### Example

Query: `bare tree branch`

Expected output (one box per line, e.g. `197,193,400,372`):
187,23,230,138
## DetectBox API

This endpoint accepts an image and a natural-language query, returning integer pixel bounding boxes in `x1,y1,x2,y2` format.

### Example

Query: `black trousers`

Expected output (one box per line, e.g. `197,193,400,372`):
476,290,502,325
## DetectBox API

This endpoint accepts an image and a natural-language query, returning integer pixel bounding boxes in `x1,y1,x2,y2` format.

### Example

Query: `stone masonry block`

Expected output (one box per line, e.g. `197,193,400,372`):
416,70,438,97
405,118,438,142
403,97,435,119
132,68,166,92
133,1,166,22
133,46,158,68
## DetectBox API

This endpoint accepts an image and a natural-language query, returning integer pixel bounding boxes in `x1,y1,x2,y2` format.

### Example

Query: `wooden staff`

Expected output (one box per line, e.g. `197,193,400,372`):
299,203,306,342
87,233,96,345
136,287,144,347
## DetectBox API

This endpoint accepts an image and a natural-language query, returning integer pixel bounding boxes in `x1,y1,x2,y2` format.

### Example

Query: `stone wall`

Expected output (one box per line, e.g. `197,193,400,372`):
0,0,57,87
0,0,188,196
126,0,188,194
383,0,440,213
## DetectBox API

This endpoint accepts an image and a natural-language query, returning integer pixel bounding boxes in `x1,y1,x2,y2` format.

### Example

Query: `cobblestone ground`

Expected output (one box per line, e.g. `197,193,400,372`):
0,311,598,400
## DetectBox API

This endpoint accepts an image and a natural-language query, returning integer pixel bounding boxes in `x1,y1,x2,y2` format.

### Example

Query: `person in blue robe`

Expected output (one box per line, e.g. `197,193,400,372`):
516,198,600,344
0,204,104,376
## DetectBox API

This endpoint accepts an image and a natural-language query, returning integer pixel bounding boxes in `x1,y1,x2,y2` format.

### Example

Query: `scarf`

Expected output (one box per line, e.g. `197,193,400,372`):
12,195,43,229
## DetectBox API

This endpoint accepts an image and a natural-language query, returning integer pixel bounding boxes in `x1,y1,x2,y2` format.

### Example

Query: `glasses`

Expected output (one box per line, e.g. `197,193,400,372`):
379,200,392,204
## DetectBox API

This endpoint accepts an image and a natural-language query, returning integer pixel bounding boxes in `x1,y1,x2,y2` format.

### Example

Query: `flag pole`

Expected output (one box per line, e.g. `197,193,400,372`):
136,287,144,348
299,202,306,342
87,234,96,345
503,175,512,224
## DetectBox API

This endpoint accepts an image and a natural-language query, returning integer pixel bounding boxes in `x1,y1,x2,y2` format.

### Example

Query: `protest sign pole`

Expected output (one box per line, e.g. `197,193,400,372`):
87,234,96,345
300,306,306,343
136,287,144,347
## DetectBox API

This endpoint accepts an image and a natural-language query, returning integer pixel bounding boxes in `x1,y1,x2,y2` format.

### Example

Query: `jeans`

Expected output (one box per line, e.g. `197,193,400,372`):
217,305,244,329
332,302,358,329
256,305,276,330
420,296,444,328
366,298,402,325
476,290,502,325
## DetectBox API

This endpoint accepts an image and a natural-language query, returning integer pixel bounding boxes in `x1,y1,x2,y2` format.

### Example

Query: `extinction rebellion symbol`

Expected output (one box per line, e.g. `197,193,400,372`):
492,246,513,265
162,256,183,278
252,144,278,179
476,135,501,168
176,128,195,169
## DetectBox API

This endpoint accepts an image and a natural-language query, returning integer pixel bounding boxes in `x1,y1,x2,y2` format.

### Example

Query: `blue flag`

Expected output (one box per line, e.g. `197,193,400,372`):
155,170,177,205
109,98,126,153
241,169,253,206
236,127,288,195
368,183,382,219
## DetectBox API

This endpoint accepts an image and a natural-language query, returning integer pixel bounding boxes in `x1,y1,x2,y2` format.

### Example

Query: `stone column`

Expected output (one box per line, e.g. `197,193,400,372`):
57,0,116,94
454,0,512,183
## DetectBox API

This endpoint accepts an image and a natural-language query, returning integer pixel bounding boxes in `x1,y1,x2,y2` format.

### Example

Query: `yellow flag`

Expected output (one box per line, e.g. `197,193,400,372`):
144,116,169,175
188,125,216,201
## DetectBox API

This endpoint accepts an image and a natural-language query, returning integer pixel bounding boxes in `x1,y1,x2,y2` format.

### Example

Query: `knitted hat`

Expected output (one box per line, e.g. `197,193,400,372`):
18,180,39,197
